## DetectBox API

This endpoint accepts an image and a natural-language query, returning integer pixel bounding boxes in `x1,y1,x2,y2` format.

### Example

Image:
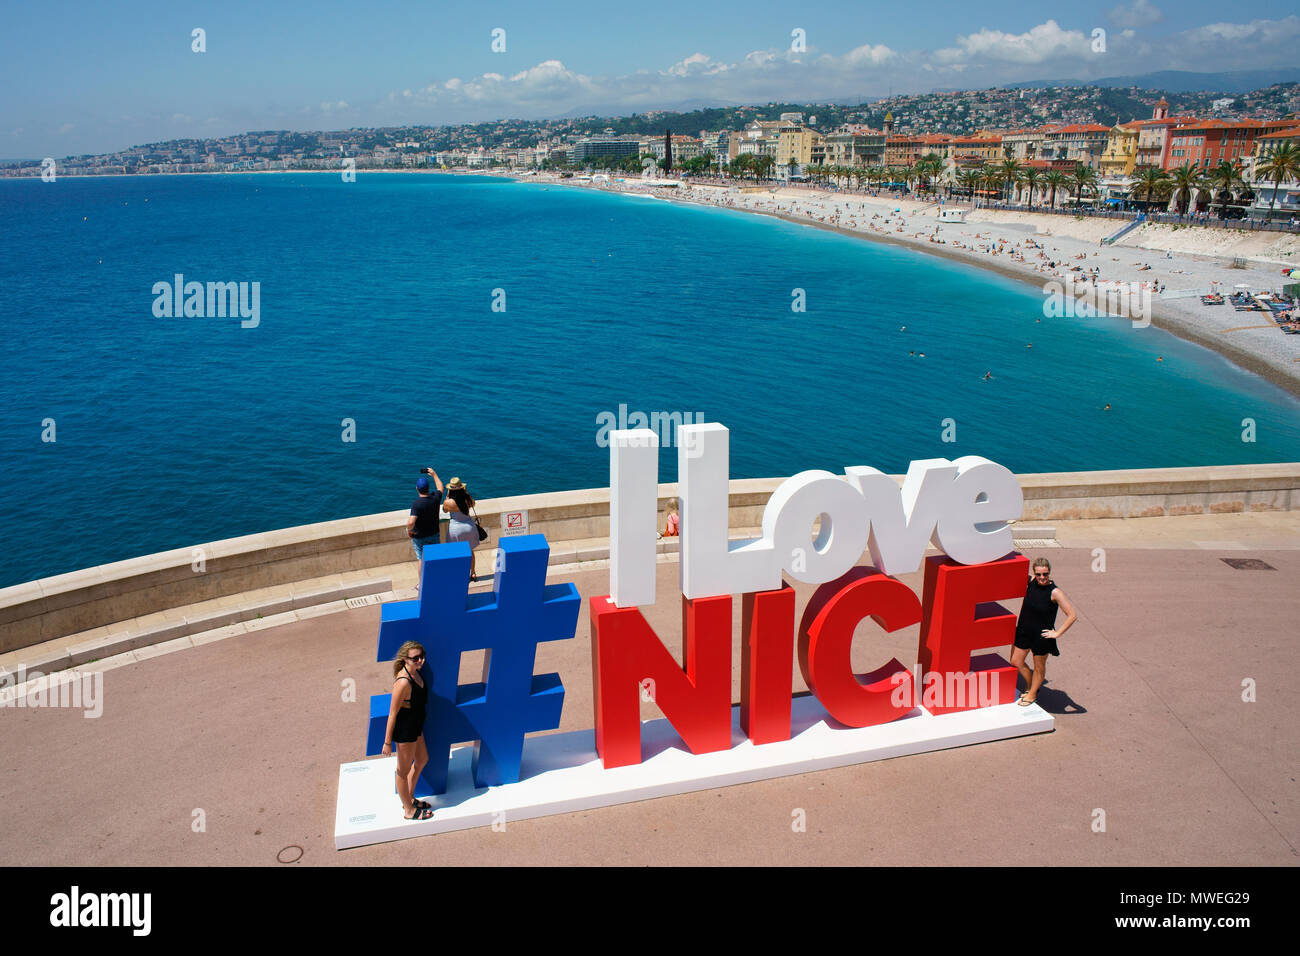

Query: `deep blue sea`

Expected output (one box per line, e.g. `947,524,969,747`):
2,172,1299,588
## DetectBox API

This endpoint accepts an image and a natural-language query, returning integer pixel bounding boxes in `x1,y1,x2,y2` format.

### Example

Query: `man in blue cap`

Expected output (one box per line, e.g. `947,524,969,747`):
407,467,445,560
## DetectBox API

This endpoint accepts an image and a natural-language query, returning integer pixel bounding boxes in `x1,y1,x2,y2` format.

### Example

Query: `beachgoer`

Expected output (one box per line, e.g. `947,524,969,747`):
382,641,432,820
407,468,445,561
659,498,680,539
1011,558,1077,706
442,477,482,581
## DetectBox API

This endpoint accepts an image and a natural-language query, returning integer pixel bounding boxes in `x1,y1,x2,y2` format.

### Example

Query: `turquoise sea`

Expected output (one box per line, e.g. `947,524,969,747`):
2,172,1299,588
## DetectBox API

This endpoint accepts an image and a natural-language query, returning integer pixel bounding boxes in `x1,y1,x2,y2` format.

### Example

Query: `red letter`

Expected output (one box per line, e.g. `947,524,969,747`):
797,568,917,727
590,594,733,768
917,554,1028,714
740,584,795,745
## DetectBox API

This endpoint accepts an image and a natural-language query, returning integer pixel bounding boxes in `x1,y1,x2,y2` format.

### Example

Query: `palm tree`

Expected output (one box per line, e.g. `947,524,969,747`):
1020,166,1041,210
1207,160,1243,216
1042,170,1069,211
1256,142,1300,220
1132,165,1172,210
1070,163,1099,208
1168,162,1206,214
981,165,1002,206
999,158,1022,204
957,168,980,205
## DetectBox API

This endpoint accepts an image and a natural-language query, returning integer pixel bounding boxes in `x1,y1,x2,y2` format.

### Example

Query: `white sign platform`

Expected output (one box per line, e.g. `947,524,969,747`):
335,696,1052,849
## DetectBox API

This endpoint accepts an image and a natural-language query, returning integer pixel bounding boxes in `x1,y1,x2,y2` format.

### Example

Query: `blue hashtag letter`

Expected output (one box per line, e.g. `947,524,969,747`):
369,535,579,793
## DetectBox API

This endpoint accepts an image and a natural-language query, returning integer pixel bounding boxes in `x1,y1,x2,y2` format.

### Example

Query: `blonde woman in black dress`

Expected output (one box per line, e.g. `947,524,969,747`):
381,640,431,820
1012,558,1078,706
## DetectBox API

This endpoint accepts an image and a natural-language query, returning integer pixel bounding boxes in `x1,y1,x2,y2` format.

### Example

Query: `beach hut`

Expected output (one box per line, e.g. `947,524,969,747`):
939,208,967,223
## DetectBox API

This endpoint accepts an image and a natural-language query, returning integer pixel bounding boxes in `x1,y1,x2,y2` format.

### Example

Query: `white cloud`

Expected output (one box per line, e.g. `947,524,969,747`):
665,53,729,77
1108,0,1164,30
935,20,1092,65
1162,15,1300,66
845,43,896,65
348,15,1298,129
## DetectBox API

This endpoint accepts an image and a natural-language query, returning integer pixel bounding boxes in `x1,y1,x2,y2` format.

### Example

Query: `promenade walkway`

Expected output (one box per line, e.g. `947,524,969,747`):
1,511,1296,866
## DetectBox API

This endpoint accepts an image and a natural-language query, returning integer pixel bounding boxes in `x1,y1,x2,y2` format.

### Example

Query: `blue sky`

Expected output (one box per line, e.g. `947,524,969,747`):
3,0,1298,156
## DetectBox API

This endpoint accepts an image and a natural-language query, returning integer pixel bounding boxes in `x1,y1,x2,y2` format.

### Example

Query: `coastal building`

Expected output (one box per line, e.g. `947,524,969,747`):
730,120,783,161
569,135,642,164
1001,127,1057,163
776,125,824,174
944,136,1003,170
1042,124,1110,168
1099,125,1139,178
645,134,702,164
1246,126,1300,220
823,127,886,168
1166,118,1300,171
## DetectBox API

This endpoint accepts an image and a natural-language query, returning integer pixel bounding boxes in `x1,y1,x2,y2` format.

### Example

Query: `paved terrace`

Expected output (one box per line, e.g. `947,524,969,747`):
1,511,1296,866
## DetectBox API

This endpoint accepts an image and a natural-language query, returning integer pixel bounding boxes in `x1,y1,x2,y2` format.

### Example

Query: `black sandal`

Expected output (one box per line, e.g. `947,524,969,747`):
404,806,432,821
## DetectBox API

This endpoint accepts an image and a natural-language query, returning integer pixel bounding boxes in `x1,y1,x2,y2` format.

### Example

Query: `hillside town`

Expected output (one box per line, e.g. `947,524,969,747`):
7,82,1300,221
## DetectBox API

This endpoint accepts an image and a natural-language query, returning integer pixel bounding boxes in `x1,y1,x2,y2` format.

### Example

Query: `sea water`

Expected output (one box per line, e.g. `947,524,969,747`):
1,172,1298,586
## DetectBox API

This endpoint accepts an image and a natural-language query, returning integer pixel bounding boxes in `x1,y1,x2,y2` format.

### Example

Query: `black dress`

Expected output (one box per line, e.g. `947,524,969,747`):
1015,578,1061,656
391,672,428,743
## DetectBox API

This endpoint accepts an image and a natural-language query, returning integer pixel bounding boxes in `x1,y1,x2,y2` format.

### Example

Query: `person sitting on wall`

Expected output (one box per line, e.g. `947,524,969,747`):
658,498,680,539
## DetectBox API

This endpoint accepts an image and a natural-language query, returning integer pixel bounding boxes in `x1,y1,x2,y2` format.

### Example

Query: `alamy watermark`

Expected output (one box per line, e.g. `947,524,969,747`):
890,668,1003,710
152,274,260,328
1043,276,1150,328
595,404,705,453
1,666,103,718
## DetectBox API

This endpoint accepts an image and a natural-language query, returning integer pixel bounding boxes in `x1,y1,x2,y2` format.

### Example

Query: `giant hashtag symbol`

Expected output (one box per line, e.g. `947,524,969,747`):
368,534,579,794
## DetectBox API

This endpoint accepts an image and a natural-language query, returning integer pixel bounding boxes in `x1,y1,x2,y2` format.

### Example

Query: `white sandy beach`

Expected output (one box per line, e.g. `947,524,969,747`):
525,171,1300,396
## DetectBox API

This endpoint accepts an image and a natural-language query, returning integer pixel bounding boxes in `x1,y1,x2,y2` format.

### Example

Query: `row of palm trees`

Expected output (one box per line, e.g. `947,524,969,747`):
713,142,1300,219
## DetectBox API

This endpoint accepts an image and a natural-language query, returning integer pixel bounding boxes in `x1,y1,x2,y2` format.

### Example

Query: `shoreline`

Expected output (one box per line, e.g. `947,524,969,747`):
524,172,1300,399
739,203,1300,398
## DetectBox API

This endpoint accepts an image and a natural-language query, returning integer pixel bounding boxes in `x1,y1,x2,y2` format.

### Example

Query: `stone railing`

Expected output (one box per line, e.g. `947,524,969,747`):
2,463,1296,654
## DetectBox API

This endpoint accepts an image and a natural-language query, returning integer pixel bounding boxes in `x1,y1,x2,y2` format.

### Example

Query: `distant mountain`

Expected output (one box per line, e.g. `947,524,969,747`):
1009,69,1300,94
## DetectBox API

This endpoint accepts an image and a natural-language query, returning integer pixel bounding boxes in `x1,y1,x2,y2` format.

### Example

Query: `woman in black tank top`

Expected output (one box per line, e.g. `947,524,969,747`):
381,641,432,820
1011,558,1078,707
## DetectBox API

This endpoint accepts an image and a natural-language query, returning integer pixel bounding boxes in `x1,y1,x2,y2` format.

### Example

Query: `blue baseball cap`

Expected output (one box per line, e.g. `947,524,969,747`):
416,476,430,493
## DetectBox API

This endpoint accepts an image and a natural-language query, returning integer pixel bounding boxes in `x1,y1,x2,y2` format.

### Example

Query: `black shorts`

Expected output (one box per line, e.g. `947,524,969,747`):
1015,632,1061,657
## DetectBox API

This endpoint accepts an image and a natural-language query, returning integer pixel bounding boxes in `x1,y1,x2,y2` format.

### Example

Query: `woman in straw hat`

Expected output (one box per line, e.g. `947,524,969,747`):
442,476,481,581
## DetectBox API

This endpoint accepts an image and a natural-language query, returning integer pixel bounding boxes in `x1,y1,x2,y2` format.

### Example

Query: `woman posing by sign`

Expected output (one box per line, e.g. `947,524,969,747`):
381,641,432,820
1012,558,1077,706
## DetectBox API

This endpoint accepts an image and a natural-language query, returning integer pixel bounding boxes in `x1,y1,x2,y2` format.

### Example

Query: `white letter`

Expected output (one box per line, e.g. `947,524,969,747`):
762,471,869,584
679,423,777,599
609,429,659,607
845,460,955,575
191,27,207,53
933,456,1022,565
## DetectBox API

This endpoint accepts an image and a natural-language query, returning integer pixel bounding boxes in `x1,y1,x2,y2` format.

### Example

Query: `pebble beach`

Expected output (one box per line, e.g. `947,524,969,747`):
535,172,1300,397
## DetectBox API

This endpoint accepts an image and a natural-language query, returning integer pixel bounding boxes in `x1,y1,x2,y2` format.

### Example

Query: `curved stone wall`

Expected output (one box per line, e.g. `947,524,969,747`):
1,463,1296,654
